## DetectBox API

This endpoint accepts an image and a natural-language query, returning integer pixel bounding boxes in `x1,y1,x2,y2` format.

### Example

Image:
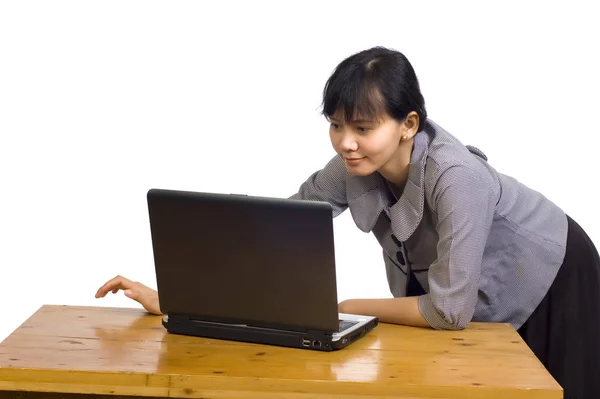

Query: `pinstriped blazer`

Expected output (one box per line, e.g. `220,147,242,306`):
290,119,567,330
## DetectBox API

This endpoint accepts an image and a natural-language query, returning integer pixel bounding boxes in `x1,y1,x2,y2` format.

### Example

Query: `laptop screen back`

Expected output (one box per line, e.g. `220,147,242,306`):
147,189,340,333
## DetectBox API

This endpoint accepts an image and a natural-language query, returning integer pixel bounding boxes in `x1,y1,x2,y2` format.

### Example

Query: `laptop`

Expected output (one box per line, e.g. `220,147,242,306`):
146,188,378,351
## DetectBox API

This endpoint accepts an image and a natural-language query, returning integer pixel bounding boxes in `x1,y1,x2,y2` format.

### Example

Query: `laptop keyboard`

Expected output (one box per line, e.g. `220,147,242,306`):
338,319,359,332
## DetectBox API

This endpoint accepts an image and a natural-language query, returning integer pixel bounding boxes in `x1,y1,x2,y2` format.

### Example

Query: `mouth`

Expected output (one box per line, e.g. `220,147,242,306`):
343,156,366,165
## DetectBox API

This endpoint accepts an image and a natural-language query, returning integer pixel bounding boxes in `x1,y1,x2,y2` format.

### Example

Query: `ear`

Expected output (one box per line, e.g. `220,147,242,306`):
401,111,420,139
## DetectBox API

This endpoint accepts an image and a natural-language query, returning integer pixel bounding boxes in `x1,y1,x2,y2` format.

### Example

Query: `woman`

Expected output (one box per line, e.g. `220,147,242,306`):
96,47,600,399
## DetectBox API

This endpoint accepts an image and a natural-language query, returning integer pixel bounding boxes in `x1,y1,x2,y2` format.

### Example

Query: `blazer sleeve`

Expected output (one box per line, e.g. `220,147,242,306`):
418,164,496,330
289,155,349,218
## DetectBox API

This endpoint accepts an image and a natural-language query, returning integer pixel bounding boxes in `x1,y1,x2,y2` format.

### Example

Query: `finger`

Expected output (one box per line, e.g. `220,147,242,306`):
95,276,131,297
95,281,120,297
101,282,127,296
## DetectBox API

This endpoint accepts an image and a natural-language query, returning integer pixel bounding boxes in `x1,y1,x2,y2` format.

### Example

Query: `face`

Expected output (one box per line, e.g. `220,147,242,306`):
328,111,412,177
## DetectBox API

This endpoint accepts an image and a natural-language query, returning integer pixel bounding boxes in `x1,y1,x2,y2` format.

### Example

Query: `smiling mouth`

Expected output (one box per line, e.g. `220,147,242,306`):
344,157,365,161
343,157,366,166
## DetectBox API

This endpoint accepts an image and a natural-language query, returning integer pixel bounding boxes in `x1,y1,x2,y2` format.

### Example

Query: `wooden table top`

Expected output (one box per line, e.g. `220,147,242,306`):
0,305,561,399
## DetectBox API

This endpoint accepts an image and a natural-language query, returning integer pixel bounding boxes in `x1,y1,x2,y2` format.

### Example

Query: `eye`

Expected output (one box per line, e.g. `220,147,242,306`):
356,127,370,133
330,123,341,130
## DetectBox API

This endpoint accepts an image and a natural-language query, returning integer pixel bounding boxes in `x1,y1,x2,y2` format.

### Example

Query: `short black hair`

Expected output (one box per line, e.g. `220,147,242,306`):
322,46,427,131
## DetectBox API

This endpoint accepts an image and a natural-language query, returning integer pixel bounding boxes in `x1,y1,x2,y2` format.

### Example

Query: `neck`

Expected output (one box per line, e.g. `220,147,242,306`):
378,139,414,187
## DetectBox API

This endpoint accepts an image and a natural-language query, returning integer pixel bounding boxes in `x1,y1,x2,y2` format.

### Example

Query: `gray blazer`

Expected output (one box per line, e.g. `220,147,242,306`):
291,119,567,330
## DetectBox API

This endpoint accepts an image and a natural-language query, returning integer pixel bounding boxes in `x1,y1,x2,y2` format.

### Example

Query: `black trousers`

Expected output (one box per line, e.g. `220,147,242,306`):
517,215,600,399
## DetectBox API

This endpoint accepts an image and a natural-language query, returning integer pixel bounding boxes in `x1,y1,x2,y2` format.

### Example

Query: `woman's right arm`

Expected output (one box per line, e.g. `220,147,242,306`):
96,156,349,313
289,155,349,217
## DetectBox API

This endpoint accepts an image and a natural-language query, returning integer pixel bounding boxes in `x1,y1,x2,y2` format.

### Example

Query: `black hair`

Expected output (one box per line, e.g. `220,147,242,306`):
322,46,427,131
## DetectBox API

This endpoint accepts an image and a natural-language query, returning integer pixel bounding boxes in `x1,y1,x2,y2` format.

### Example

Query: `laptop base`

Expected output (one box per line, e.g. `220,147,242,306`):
162,315,378,352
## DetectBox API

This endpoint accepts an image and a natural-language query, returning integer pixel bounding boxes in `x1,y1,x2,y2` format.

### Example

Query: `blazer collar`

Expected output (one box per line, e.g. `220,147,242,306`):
345,128,430,241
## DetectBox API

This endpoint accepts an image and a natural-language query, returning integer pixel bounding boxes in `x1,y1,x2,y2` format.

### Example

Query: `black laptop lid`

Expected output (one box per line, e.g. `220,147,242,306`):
147,188,340,333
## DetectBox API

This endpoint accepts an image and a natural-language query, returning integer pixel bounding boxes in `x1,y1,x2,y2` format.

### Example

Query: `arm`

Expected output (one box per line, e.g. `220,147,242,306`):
418,164,496,330
340,165,496,330
97,157,349,315
339,297,430,327
289,155,349,217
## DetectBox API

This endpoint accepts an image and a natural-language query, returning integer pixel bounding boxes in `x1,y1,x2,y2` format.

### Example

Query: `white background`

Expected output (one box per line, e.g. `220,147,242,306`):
1,0,598,342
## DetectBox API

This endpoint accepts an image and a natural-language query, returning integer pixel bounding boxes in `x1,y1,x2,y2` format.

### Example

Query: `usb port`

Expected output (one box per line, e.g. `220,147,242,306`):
302,338,311,347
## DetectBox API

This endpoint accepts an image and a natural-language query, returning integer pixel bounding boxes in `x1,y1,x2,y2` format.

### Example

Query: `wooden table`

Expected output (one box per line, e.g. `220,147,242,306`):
0,305,561,399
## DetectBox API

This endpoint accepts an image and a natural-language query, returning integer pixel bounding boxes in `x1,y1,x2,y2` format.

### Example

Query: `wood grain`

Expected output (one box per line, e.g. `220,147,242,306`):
0,305,562,398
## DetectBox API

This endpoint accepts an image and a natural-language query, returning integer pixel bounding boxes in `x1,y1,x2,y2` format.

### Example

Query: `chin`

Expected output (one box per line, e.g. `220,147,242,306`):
345,166,375,176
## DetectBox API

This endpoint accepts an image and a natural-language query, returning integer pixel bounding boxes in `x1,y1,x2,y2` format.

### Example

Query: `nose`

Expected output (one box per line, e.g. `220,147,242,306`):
338,131,358,152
